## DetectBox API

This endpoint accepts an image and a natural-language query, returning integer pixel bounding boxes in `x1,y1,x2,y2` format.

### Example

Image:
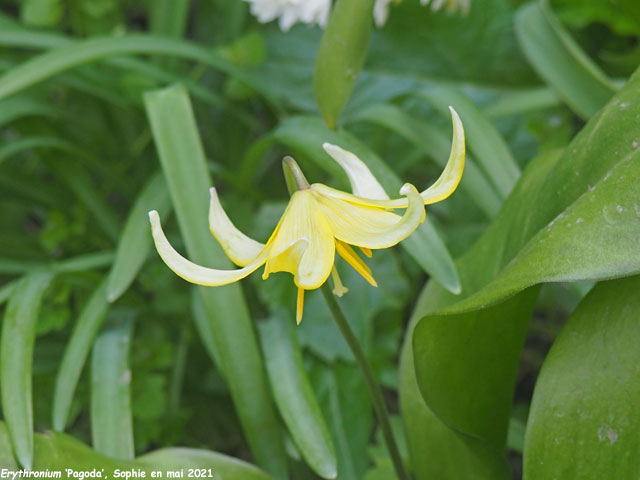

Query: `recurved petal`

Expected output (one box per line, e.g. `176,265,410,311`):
418,106,465,205
149,210,266,286
316,107,464,209
322,143,389,200
316,183,425,249
209,188,265,267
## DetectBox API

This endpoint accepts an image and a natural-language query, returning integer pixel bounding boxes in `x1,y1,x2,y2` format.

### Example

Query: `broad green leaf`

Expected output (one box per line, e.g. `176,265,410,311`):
0,271,53,468
0,422,276,479
144,84,287,478
90,315,135,460
347,103,502,218
515,0,618,119
418,86,520,198
52,279,109,431
189,287,222,371
524,275,640,479
259,313,337,479
399,288,512,480
107,172,172,302
403,65,640,479
271,115,461,294
313,0,375,128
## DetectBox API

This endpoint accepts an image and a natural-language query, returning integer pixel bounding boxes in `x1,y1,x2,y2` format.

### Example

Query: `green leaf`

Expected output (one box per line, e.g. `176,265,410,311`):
107,172,172,302
515,0,618,120
0,422,276,479
0,33,276,106
259,313,337,479
0,271,53,468
311,364,373,480
347,103,502,218
418,86,520,198
524,275,640,479
52,279,109,431
143,84,287,478
271,115,461,294
404,65,640,479
90,314,135,460
313,0,375,128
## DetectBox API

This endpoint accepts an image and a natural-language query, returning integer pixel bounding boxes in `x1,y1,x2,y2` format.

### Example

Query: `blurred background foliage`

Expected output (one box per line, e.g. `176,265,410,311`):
0,0,639,479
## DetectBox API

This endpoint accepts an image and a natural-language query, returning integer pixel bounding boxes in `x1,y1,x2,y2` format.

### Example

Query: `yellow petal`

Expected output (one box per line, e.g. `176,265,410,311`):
313,107,465,209
149,210,266,286
335,241,377,287
263,190,335,289
209,187,265,267
417,106,465,205
315,183,425,249
322,143,389,200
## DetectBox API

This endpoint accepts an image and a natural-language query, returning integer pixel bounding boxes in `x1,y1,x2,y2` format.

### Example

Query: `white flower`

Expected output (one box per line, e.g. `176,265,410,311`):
420,0,471,14
243,0,331,31
373,0,393,27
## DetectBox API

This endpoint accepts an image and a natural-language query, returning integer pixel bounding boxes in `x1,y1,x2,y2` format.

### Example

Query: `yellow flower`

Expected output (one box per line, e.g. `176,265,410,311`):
149,107,464,324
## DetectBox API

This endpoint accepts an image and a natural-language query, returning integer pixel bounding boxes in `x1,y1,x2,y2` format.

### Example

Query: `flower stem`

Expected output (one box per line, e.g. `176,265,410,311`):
320,284,410,480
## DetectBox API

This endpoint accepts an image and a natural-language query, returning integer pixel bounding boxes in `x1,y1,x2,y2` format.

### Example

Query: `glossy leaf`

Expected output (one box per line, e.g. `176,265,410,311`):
515,0,618,119
524,275,640,479
107,172,172,302
404,66,640,479
259,313,337,479
0,422,276,479
90,315,135,460
0,271,53,468
144,84,287,478
52,279,109,431
313,0,375,128
271,115,461,294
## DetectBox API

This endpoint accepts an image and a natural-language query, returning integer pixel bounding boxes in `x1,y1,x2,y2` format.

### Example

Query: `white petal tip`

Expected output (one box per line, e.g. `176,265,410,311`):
148,210,159,221
322,142,339,153
210,187,216,196
399,183,412,196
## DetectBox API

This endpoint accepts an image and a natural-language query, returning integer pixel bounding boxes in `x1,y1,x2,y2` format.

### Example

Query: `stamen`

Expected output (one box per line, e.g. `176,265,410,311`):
335,241,378,287
296,288,305,324
331,266,349,297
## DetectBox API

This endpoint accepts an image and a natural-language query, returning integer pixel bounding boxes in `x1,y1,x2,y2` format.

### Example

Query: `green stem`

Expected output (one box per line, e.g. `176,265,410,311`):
321,284,410,480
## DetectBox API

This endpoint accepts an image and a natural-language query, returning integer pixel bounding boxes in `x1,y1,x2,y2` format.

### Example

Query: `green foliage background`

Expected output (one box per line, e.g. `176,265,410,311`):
0,0,639,478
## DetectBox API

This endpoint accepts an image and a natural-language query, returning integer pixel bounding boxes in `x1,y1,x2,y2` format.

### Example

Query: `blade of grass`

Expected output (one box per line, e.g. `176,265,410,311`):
0,251,114,275
90,314,135,460
144,84,287,478
48,159,120,244
52,279,109,431
0,32,278,109
258,313,337,479
0,271,53,468
418,86,521,198
515,0,618,120
107,172,172,303
0,280,18,306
